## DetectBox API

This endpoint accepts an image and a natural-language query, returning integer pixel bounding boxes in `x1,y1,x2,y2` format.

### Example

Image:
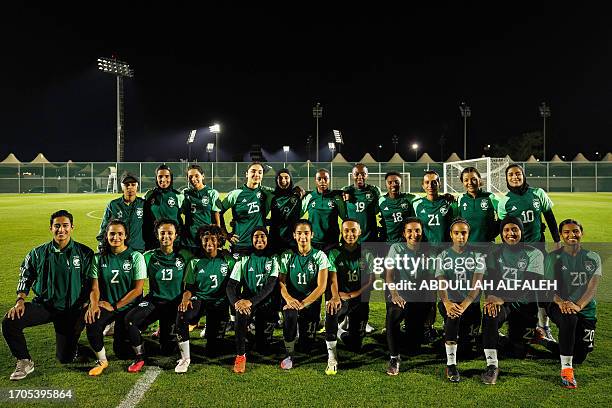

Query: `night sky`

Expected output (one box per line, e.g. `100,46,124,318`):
2,4,611,163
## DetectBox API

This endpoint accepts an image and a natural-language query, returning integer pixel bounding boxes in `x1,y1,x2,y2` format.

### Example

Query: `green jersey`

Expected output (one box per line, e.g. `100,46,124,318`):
222,184,274,250
89,248,147,311
413,196,455,243
279,248,329,299
343,184,382,242
302,190,347,245
544,248,601,320
435,247,485,302
456,191,499,243
386,243,435,301
230,253,279,298
328,245,375,294
181,185,221,249
143,249,190,301
143,188,185,249
184,254,235,303
379,193,417,243
270,192,303,249
485,244,544,304
97,196,146,251
17,240,94,311
497,187,553,243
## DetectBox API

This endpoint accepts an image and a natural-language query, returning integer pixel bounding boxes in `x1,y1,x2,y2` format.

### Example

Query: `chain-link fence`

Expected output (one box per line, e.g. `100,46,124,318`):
0,161,611,193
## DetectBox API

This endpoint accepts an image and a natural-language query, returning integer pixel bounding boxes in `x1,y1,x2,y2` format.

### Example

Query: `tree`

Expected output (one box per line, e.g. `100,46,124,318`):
491,131,543,161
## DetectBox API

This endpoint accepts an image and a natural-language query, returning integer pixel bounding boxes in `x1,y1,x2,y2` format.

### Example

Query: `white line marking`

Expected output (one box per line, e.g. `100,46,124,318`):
116,366,162,408
86,210,103,220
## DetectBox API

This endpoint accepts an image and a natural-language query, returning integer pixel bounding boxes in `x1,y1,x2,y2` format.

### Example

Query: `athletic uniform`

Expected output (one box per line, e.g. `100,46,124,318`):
343,184,382,242
269,190,303,252
97,196,146,251
497,187,553,243
143,187,184,250
86,248,147,359
379,192,417,243
301,190,347,252
413,196,455,245
181,185,221,252
545,248,601,363
455,191,499,243
2,240,93,363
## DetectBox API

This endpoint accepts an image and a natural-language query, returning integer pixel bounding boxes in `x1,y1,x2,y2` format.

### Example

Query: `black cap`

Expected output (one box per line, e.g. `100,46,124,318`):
120,171,139,184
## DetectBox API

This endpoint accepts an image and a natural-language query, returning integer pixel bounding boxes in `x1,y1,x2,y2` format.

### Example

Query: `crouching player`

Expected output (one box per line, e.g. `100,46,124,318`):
174,225,234,373
435,218,485,382
480,217,544,384
328,219,375,352
227,227,279,373
124,219,188,372
85,220,146,376
385,218,435,376
278,220,340,374
545,219,601,388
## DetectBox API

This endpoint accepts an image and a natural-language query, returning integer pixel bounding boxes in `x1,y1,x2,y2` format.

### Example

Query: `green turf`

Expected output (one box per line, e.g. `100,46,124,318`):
0,193,610,407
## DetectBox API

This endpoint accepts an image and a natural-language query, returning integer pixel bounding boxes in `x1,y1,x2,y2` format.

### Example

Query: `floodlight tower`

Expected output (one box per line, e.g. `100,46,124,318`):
411,143,419,161
97,57,134,162
312,102,323,162
206,143,214,162
333,130,344,154
391,134,399,153
283,145,290,162
328,142,336,161
459,102,471,160
187,130,197,161
209,124,221,162
539,102,551,161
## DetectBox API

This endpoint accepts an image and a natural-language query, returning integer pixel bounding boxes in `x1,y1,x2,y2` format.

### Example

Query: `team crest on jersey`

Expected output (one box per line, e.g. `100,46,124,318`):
532,199,540,210
256,192,261,199
480,199,489,210
308,262,314,272
311,201,316,208
265,261,272,272
220,263,228,276
365,193,372,200
440,206,449,215
400,203,408,209
517,258,528,270
202,197,209,206
328,200,334,208
168,197,176,207
584,260,595,272
72,256,80,268
136,208,143,218
123,260,132,271
117,210,123,219
175,259,184,269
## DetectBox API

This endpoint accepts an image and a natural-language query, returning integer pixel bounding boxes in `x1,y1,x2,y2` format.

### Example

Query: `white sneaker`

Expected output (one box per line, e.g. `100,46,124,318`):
175,358,191,373
365,322,376,334
10,359,34,380
199,325,207,338
103,321,115,336
325,358,338,375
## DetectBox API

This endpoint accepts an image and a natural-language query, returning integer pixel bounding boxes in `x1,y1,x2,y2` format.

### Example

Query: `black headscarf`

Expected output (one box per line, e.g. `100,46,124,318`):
274,168,294,196
500,216,524,249
505,163,529,195
251,226,271,256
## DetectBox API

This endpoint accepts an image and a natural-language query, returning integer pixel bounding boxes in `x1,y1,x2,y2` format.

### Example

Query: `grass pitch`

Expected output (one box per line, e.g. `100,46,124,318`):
0,193,610,407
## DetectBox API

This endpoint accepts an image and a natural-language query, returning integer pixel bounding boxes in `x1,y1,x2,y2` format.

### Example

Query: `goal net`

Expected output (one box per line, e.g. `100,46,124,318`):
443,157,510,194
346,172,411,193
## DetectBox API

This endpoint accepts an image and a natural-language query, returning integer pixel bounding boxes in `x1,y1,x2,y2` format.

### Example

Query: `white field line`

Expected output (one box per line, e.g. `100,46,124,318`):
116,366,162,408
86,210,103,220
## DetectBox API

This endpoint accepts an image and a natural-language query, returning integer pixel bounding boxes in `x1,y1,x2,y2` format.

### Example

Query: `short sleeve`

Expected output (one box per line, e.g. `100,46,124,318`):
210,189,221,212
131,252,147,280
222,189,242,212
89,254,101,279
184,259,199,285
587,251,602,276
526,248,544,276
270,257,280,278
434,252,446,278
229,258,242,282
327,249,338,272
534,188,554,212
314,250,330,271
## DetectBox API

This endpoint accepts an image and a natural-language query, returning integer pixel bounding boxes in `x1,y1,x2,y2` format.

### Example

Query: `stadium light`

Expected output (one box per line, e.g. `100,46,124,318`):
377,144,383,162
209,124,221,162
411,143,419,161
391,135,399,153
187,129,197,161
328,142,336,161
459,102,471,160
283,145,290,162
313,102,323,162
206,143,214,162
539,102,551,161
97,56,134,162
306,135,313,161
333,129,344,154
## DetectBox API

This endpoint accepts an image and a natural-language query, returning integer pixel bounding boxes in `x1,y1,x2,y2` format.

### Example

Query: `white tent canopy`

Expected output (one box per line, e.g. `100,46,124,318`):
550,154,564,162
1,153,21,164
572,153,590,162
332,153,348,163
417,153,435,163
359,153,377,164
30,153,51,164
388,153,406,163
445,153,462,162
525,155,539,163
602,152,612,162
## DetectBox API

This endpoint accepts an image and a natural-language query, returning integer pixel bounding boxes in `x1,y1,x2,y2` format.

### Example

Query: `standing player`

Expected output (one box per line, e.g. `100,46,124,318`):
227,228,279,373
327,219,375,352
480,217,545,385
96,171,146,252
302,169,347,253
379,172,417,243
436,219,485,382
384,218,435,375
456,167,499,243
221,162,274,255
269,168,305,253
143,164,184,250
342,163,382,242
545,219,601,388
85,220,147,376
497,163,561,341
181,164,222,253
3,210,93,380
412,171,455,245
175,225,235,373
278,220,340,374
124,219,188,372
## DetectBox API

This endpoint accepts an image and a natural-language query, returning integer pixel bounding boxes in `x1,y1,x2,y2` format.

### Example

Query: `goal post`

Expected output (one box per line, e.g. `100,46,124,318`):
347,172,411,193
443,157,510,194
